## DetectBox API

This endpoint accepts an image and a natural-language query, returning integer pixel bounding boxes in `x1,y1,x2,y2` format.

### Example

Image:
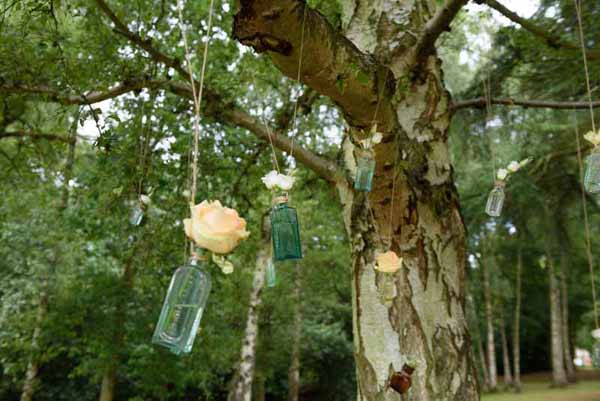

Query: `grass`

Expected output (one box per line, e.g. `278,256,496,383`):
483,372,600,401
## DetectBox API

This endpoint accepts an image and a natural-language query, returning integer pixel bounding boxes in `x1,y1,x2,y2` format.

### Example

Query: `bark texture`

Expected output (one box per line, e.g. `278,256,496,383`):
233,2,477,400
512,250,522,392
288,263,302,401
499,314,512,388
482,258,497,391
547,255,568,387
228,216,270,401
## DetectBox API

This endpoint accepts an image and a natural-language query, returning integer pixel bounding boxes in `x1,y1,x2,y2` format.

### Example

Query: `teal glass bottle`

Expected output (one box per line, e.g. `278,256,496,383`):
485,181,505,217
593,343,600,368
585,148,600,194
355,149,375,192
152,257,211,355
129,203,144,226
265,259,277,287
271,198,303,262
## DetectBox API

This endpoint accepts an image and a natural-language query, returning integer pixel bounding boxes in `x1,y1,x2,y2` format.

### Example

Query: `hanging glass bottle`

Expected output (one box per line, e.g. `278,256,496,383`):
585,147,600,194
129,203,144,226
152,256,211,355
485,181,505,217
271,196,303,262
355,149,376,192
265,259,277,287
593,342,600,368
380,273,397,307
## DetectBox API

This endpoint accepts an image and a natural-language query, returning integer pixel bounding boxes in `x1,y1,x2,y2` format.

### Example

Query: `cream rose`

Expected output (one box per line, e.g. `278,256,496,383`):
375,251,403,273
584,130,600,146
184,200,250,254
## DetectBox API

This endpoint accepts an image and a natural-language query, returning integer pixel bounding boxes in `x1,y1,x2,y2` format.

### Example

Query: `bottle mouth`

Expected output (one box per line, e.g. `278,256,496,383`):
494,180,506,188
272,194,289,205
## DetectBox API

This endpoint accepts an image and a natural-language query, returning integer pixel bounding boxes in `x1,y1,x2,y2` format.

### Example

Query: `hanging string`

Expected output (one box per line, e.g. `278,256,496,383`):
573,0,599,329
177,0,216,257
574,0,597,132
289,4,308,160
483,76,497,183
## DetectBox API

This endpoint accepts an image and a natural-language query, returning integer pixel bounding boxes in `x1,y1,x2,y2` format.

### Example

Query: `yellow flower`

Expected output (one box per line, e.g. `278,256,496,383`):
584,130,600,146
375,251,403,273
184,200,250,254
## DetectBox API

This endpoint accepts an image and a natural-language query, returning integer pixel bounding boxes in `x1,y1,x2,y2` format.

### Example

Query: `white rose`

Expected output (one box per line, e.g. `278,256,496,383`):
261,170,280,190
507,161,520,173
371,132,383,145
496,168,508,181
584,130,600,146
139,194,151,205
262,170,295,191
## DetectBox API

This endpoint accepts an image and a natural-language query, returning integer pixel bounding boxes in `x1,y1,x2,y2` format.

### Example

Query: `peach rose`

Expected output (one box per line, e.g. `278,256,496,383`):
375,251,402,273
184,200,250,254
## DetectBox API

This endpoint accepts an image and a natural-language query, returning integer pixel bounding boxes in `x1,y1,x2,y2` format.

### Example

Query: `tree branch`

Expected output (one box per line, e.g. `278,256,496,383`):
476,0,600,60
0,130,75,143
233,0,394,130
92,0,343,184
414,0,469,63
451,97,600,111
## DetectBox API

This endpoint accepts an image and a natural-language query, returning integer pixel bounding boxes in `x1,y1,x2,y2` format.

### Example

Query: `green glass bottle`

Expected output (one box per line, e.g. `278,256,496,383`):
271,198,303,262
355,149,375,192
593,343,600,368
265,259,277,287
152,257,211,355
585,148,600,194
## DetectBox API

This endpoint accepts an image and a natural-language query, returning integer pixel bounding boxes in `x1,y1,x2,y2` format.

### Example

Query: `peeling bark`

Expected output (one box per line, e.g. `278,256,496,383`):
228,215,270,401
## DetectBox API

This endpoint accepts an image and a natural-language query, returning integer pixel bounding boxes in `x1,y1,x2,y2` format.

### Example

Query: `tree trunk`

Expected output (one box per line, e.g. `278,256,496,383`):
512,249,522,393
20,289,49,401
228,215,270,401
548,255,568,387
482,259,497,391
233,2,477,400
287,263,301,401
476,328,490,392
499,314,512,389
559,249,576,382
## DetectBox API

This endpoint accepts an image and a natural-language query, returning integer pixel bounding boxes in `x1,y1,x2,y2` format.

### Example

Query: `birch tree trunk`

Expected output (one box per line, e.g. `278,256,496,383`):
559,249,576,382
547,255,568,387
228,216,270,401
287,263,302,401
482,258,497,391
233,2,478,400
476,328,490,392
512,250,522,393
499,314,512,389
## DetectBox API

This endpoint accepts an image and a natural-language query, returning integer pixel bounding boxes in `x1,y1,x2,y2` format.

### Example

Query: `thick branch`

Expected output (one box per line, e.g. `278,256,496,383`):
414,0,469,62
477,0,600,60
0,131,74,143
233,0,394,130
451,97,600,111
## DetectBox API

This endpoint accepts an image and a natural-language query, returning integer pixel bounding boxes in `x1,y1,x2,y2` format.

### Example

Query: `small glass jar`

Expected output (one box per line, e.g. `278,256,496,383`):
354,149,376,192
265,259,277,287
129,203,144,226
380,273,397,307
485,181,505,217
585,147,600,194
271,197,303,262
593,342,600,368
152,257,212,355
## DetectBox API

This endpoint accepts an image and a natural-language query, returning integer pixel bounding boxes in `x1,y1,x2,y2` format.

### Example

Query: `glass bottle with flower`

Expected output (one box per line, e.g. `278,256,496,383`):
262,170,303,262
584,130,600,194
485,159,530,217
354,126,383,192
152,201,250,355
375,250,403,307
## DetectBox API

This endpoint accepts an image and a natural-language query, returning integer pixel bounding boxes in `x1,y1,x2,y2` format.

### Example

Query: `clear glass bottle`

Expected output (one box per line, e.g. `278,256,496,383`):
380,273,397,307
593,343,600,368
355,149,376,192
129,203,144,226
485,181,505,217
271,197,303,262
585,147,600,194
152,257,211,355
265,259,277,287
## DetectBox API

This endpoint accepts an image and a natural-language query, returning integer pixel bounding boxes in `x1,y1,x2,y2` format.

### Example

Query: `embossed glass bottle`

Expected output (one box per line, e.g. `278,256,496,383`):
355,149,375,192
485,181,505,217
152,257,211,355
265,259,277,287
380,274,397,307
585,147,600,194
271,196,303,262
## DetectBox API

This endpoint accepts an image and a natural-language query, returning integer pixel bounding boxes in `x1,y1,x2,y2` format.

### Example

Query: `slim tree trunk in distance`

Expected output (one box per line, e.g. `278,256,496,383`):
559,249,576,382
512,249,523,393
477,328,490,392
548,255,568,388
483,258,497,391
499,314,513,389
288,263,302,401
228,215,270,401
